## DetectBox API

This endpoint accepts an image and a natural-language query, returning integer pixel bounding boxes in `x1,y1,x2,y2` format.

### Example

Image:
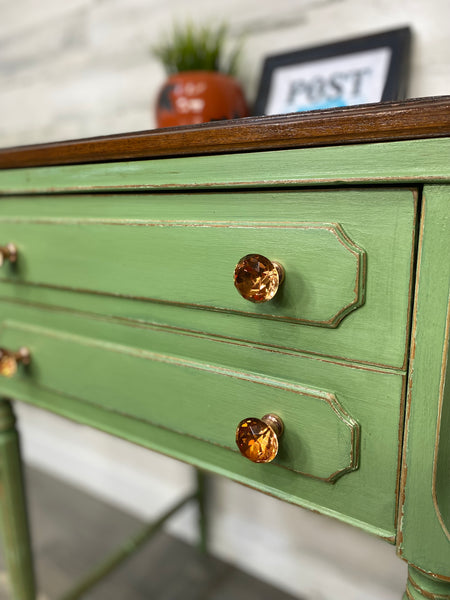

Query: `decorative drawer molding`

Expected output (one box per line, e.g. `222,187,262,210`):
0,188,416,368
0,320,363,482
0,218,365,328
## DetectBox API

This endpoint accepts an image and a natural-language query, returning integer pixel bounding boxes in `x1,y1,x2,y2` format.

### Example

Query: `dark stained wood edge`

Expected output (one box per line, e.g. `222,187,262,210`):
0,96,449,169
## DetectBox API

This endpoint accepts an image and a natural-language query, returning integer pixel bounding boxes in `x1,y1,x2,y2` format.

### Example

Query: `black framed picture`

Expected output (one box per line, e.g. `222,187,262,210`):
254,27,411,116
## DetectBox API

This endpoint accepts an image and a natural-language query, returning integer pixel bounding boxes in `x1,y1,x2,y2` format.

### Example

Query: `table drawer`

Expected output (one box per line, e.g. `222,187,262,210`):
0,315,404,536
0,188,416,367
0,218,365,327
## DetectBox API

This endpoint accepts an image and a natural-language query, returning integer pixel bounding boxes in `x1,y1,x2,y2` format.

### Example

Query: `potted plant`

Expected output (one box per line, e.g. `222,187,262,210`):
152,22,249,128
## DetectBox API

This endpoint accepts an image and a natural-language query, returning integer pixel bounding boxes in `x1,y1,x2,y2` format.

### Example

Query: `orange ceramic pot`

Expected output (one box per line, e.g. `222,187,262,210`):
155,70,249,128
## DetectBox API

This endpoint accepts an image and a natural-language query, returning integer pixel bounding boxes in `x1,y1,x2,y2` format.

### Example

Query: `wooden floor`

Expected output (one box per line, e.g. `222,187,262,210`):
0,467,299,600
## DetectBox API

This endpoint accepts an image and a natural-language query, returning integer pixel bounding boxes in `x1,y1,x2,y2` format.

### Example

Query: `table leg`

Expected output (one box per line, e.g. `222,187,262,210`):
0,399,36,600
404,565,450,599
196,469,208,554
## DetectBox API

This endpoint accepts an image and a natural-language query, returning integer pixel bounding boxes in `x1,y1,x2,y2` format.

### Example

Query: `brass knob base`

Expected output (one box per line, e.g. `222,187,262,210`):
261,413,284,437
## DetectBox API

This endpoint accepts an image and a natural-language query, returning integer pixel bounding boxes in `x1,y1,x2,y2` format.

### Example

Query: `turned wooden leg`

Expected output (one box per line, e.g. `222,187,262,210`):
0,399,36,600
404,565,450,599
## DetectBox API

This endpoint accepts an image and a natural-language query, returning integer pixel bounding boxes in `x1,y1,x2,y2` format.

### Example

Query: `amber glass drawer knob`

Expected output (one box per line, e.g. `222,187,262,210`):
234,254,284,303
0,347,30,378
235,414,284,463
0,244,17,267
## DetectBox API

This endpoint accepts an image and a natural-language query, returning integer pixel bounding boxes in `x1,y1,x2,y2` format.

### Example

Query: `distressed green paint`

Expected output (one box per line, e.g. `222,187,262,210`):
0,138,448,194
0,400,36,600
0,300,404,537
0,188,416,368
0,136,449,598
404,566,450,599
0,321,360,483
435,325,450,540
398,185,450,579
0,219,365,327
0,378,398,541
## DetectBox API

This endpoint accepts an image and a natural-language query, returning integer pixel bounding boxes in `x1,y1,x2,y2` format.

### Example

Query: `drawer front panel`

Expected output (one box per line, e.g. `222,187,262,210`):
0,221,364,328
0,188,416,367
0,321,358,483
0,308,404,535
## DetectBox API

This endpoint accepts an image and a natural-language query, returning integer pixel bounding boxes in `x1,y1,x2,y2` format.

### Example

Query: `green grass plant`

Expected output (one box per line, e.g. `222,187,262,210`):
152,22,242,75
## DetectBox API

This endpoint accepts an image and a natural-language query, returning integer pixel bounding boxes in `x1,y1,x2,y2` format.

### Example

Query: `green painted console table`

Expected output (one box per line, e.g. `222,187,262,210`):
0,97,449,599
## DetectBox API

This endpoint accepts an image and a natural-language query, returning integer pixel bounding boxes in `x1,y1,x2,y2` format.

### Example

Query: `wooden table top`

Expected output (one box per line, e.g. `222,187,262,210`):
0,96,449,169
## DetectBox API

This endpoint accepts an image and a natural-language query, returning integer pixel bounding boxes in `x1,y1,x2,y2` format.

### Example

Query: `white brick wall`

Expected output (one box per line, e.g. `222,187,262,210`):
1,0,449,147
2,1,449,598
